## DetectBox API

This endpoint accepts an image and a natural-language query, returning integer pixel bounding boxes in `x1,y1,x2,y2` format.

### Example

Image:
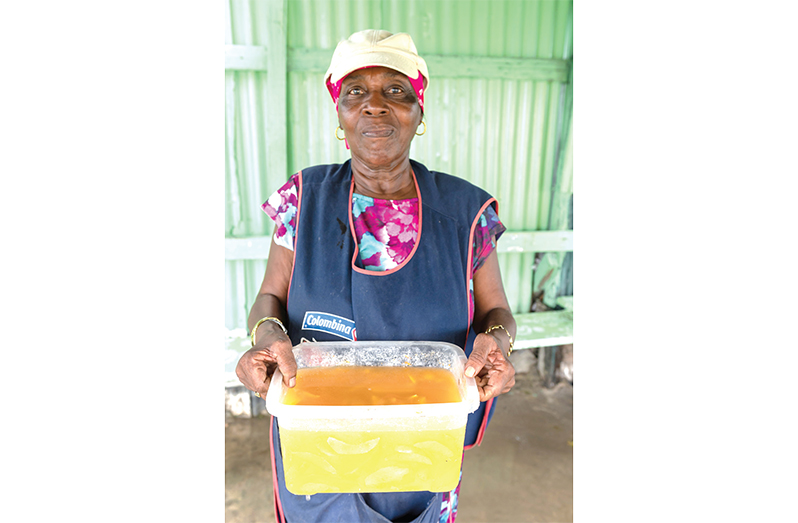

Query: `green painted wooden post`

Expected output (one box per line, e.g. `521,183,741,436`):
265,0,287,188
537,86,573,309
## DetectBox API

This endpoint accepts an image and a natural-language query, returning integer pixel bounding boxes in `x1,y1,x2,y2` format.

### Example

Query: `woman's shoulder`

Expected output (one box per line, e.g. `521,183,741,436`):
299,161,351,185
411,160,491,199
410,160,494,227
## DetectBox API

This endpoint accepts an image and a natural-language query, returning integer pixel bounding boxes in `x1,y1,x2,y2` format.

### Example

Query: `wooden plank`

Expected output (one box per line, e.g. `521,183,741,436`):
230,44,571,81
225,230,573,260
225,44,269,71
284,47,570,82
513,310,573,350
497,230,573,253
426,55,570,83
226,236,272,260
225,308,572,384
556,296,573,311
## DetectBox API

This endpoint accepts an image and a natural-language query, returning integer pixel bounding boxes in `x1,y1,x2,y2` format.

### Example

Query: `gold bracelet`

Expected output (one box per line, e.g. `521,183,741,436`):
485,324,514,356
251,317,288,347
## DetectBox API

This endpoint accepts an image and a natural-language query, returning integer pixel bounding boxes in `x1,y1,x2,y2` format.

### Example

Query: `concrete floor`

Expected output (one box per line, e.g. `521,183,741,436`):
225,367,573,523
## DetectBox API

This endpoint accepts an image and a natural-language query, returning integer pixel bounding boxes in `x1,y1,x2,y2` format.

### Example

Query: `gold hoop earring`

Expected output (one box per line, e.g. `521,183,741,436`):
415,120,426,136
335,125,345,141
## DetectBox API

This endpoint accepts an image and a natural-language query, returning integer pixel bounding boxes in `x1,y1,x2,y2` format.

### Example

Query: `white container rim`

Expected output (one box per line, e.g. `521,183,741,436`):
265,341,480,419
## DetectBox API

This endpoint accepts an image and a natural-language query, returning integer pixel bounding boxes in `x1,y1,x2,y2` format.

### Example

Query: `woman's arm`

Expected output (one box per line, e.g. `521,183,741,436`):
466,248,517,401
247,227,293,332
235,227,297,395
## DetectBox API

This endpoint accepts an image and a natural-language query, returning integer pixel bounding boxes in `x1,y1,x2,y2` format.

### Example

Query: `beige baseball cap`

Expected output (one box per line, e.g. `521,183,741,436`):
324,29,429,88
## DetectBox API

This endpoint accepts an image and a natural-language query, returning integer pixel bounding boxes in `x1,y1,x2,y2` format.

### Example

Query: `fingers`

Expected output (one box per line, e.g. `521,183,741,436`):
475,369,513,401
473,373,491,402
501,373,516,394
478,383,499,402
270,338,297,388
236,334,296,395
468,334,516,401
478,370,517,401
236,353,270,395
475,366,503,401
253,365,273,397
465,338,491,378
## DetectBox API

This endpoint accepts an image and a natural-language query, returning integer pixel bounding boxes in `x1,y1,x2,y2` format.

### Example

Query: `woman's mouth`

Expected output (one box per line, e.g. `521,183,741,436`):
361,126,394,138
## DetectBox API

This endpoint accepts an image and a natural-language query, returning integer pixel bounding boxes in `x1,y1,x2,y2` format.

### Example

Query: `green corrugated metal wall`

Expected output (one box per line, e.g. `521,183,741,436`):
225,0,573,330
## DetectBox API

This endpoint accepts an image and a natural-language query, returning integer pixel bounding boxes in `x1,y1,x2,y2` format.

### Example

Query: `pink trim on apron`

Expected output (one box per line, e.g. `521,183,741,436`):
462,197,498,451
270,417,287,523
285,170,302,307
348,169,423,276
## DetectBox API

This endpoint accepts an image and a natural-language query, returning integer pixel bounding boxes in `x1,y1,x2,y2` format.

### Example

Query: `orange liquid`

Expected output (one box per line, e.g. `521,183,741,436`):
282,366,461,406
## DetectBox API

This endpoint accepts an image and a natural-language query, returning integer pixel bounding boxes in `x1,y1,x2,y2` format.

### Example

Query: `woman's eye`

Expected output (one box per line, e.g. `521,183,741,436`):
348,87,363,95
388,87,404,94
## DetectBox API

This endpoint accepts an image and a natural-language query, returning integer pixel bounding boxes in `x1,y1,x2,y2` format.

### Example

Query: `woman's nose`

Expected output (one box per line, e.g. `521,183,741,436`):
362,92,389,116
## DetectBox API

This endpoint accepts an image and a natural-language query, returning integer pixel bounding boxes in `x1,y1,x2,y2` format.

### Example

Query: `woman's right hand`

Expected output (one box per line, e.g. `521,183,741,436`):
235,325,297,397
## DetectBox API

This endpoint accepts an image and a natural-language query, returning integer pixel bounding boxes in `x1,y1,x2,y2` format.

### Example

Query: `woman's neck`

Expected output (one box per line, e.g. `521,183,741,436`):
350,155,417,200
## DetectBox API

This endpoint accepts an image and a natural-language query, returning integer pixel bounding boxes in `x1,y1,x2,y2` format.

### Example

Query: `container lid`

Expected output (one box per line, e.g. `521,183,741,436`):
266,341,480,420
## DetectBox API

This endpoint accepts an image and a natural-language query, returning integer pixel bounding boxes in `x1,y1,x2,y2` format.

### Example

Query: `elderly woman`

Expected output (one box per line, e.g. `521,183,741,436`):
236,29,516,523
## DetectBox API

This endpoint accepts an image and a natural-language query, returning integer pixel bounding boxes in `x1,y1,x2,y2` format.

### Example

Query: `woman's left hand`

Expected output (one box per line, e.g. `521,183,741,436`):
465,332,516,402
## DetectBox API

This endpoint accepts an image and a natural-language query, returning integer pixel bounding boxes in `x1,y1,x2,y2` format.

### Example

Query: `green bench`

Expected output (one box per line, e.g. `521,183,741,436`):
514,296,573,350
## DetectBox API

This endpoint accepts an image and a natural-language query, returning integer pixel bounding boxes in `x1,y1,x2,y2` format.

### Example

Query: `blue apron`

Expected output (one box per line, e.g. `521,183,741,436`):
272,160,498,523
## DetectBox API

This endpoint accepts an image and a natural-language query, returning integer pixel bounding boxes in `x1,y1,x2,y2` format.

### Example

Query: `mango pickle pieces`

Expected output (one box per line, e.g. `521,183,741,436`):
413,440,455,459
363,466,411,488
327,436,380,455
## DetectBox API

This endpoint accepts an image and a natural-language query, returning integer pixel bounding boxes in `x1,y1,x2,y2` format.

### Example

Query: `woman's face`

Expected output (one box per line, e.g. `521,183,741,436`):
337,66,423,169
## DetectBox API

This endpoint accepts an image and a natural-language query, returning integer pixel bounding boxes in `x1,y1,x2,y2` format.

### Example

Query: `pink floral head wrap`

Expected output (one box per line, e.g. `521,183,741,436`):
326,66,426,113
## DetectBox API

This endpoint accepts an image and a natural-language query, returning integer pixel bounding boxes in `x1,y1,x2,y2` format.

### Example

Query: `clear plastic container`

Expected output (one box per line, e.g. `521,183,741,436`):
266,341,480,495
